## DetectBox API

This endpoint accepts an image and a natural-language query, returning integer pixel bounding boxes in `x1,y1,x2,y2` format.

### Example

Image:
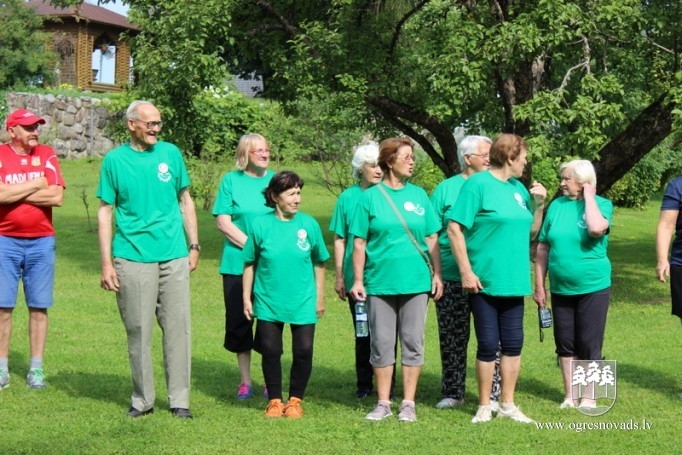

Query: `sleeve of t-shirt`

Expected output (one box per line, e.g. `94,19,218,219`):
661,178,682,211
348,192,370,240
329,192,347,237
449,179,480,230
212,173,234,216
242,224,258,265
310,217,331,263
537,199,556,243
96,155,116,205
44,153,66,188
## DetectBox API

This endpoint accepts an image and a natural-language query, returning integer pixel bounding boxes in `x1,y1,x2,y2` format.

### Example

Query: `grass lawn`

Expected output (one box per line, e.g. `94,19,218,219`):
0,158,679,454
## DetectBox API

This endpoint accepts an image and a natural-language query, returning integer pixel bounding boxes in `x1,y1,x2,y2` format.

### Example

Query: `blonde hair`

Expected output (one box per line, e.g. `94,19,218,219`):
560,159,597,186
235,133,269,170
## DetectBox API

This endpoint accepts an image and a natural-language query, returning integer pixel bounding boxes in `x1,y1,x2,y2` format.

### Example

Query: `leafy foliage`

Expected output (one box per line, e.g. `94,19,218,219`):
0,0,58,88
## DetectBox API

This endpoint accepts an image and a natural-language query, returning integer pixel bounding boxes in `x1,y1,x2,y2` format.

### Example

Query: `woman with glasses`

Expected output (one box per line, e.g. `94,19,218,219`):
448,133,547,424
534,159,612,410
349,137,443,422
212,134,274,400
430,135,502,411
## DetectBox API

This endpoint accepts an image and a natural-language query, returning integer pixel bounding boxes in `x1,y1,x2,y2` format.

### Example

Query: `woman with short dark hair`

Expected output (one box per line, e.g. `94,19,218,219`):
243,171,329,418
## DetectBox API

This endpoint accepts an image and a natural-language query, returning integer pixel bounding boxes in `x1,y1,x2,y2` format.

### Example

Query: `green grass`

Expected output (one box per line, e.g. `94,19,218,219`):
0,159,678,454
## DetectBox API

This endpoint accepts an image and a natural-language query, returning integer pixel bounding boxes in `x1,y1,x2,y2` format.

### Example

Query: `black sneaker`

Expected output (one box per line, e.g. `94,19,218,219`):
170,407,193,419
356,388,373,399
126,407,154,418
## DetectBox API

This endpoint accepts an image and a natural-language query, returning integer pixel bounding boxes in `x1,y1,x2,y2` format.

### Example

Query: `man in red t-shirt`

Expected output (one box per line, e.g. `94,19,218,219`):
0,109,66,390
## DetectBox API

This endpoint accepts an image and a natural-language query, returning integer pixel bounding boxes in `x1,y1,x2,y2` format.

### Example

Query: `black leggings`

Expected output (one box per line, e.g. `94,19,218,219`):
255,320,315,400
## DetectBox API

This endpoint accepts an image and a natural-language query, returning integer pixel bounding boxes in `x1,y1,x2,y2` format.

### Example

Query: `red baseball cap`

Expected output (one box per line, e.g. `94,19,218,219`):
5,109,46,129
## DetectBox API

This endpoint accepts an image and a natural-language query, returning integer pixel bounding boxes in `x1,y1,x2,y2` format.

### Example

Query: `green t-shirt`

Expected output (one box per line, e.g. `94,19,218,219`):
349,182,440,296
212,170,274,275
97,141,190,262
329,183,365,290
538,195,613,295
431,174,467,282
448,171,534,296
243,212,330,325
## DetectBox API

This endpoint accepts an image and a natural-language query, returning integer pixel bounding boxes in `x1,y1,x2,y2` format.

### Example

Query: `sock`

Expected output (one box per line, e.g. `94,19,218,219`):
0,358,8,370
401,399,415,407
29,357,43,370
378,399,391,406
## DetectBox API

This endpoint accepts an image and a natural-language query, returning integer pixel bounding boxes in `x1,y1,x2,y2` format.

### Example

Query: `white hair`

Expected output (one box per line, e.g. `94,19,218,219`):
457,135,492,168
351,143,379,179
560,159,597,186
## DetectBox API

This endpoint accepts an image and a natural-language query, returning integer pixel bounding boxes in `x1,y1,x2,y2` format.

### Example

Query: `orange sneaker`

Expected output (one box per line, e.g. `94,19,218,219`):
284,397,304,418
264,399,285,418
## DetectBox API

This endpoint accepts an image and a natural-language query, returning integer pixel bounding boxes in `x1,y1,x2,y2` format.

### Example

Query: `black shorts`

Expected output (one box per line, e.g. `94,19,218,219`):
670,265,682,318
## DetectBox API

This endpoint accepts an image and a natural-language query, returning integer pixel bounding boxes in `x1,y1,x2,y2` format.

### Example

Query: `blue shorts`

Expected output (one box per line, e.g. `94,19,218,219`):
0,235,56,309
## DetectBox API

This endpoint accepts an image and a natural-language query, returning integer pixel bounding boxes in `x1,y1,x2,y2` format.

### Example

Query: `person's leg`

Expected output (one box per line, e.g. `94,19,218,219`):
288,323,315,400
157,258,192,411
23,236,55,387
222,274,254,390
469,294,500,406
552,293,577,402
367,295,398,402
0,236,21,366
575,288,611,361
256,320,284,400
347,294,373,394
115,259,159,412
397,293,429,402
498,297,525,405
435,281,462,401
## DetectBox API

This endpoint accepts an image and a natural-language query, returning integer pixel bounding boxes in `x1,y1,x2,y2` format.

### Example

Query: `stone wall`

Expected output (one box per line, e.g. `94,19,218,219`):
5,92,120,158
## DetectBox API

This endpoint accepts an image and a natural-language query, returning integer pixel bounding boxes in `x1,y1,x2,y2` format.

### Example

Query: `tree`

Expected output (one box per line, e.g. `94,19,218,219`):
0,0,58,88
226,0,682,192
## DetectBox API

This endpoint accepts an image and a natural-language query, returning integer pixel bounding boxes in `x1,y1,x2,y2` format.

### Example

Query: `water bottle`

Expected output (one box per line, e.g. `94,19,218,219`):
355,297,369,338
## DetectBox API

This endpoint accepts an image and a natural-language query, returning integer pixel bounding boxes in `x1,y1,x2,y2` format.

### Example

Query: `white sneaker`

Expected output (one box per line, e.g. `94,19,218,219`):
436,397,463,409
497,404,535,423
489,400,499,413
471,405,492,423
560,399,576,409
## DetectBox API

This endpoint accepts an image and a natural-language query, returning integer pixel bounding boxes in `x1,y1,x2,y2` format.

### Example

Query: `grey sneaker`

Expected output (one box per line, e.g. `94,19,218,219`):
436,397,463,409
0,368,9,390
365,402,392,421
26,368,46,389
397,403,417,422
497,404,534,423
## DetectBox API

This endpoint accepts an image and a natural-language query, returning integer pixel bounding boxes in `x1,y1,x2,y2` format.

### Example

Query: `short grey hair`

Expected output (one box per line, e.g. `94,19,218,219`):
351,143,379,179
126,100,155,121
560,159,597,186
457,135,492,168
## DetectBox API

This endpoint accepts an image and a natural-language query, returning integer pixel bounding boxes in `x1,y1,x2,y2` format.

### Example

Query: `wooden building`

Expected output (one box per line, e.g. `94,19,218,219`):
26,1,138,92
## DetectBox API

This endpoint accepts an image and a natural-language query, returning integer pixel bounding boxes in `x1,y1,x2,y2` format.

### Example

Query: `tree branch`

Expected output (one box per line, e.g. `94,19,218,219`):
388,1,430,57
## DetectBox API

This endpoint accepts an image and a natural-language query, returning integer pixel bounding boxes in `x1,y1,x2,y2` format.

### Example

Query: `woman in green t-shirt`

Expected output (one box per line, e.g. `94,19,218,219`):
243,171,330,419
448,133,547,424
349,137,443,422
212,133,274,401
533,159,612,410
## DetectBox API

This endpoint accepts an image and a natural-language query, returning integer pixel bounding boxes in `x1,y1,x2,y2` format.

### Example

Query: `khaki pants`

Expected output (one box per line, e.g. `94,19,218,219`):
115,257,191,411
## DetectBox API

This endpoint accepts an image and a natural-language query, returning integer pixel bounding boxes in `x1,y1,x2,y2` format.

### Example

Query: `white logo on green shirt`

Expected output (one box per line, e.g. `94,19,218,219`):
158,162,171,182
577,213,587,229
403,201,425,216
514,192,527,209
297,228,311,251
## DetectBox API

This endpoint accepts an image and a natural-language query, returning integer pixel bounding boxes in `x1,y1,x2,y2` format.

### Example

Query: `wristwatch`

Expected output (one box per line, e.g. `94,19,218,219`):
189,243,201,251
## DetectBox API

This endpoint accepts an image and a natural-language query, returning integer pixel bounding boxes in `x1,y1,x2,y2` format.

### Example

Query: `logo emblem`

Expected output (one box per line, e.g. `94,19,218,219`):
31,156,41,166
514,192,527,209
571,360,617,416
577,213,587,229
403,201,425,216
157,162,171,182
297,228,311,251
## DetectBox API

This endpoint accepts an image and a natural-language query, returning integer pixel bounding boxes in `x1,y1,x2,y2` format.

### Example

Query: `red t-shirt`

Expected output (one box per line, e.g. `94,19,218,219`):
0,143,66,237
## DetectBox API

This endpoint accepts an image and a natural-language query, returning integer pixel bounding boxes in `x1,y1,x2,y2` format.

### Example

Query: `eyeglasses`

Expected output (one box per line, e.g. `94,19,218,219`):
133,119,163,129
468,153,490,160
250,149,271,156
17,124,40,133
397,155,415,163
